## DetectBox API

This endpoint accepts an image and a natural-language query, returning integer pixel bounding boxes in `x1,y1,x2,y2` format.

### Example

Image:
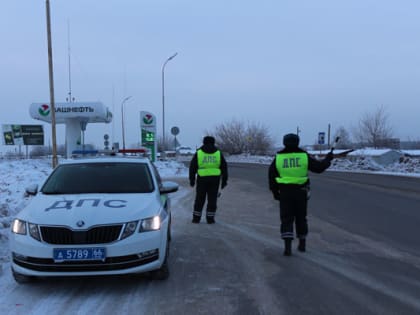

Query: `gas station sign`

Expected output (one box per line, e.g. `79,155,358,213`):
140,111,157,161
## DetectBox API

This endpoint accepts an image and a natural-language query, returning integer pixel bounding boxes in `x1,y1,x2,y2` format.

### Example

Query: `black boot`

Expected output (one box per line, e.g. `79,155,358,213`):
206,217,215,224
192,215,201,224
298,238,306,252
206,211,216,224
284,239,292,256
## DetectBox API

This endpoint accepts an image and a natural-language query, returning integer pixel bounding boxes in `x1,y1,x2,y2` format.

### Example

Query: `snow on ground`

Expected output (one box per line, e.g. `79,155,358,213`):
1,153,420,268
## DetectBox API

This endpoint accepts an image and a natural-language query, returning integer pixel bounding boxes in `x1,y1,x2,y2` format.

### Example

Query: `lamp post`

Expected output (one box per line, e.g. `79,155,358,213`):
161,52,178,150
121,96,132,151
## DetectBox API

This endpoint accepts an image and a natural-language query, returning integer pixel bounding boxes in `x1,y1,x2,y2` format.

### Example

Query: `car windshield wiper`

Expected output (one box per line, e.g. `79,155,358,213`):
42,190,66,195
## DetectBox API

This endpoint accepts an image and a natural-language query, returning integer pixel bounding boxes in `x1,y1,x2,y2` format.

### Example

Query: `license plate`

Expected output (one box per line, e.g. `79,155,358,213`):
53,247,106,262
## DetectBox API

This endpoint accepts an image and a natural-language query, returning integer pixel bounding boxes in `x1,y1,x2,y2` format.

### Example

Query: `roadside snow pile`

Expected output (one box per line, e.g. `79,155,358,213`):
0,159,52,263
386,155,420,174
225,154,273,164
0,159,52,229
330,157,385,172
155,160,189,177
330,156,420,174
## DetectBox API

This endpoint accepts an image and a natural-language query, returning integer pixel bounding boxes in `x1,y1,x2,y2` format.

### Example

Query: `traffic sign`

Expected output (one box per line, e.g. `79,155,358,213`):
318,132,325,145
171,126,180,136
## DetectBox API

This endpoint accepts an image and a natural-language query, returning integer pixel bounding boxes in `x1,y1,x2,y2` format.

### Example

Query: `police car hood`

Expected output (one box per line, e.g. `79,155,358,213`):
18,193,162,228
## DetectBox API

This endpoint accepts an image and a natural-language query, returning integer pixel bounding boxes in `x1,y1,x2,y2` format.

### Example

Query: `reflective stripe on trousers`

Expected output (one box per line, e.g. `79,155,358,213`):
193,176,220,217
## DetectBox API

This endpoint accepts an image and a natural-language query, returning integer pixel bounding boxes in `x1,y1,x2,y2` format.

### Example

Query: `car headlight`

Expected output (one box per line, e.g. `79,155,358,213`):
121,221,138,240
28,223,41,241
140,216,161,232
12,219,27,235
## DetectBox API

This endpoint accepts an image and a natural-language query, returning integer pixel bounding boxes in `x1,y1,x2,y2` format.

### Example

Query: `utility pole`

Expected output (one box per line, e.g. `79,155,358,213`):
45,0,58,168
328,123,331,148
67,20,73,103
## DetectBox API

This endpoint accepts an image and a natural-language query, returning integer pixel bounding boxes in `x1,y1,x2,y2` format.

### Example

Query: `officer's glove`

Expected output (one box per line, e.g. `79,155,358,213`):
221,181,227,189
190,180,195,187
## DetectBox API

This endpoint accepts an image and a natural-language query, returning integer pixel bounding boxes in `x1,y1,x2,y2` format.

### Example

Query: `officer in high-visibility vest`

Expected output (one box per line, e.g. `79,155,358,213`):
268,133,333,256
189,136,228,224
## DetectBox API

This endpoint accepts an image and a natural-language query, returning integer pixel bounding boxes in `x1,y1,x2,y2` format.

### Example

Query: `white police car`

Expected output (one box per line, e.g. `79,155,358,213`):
9,157,178,283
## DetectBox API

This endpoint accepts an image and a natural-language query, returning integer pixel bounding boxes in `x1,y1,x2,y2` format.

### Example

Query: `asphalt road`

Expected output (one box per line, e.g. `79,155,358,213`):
1,163,420,315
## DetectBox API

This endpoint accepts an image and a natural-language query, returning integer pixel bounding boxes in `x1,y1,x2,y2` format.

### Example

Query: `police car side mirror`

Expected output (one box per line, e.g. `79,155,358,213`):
25,184,39,196
160,181,179,194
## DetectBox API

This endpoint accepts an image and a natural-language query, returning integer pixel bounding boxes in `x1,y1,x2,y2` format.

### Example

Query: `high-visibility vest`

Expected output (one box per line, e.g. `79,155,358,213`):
275,152,308,184
197,150,221,176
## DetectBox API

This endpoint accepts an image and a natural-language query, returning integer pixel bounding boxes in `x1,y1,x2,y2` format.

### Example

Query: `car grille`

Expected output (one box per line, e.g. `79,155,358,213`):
12,251,159,272
40,225,123,245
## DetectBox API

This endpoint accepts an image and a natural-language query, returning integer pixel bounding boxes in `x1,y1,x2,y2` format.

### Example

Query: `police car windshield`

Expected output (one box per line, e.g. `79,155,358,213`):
41,162,154,194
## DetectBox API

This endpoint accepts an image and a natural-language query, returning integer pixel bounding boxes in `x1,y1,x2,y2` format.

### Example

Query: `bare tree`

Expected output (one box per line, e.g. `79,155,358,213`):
333,126,352,149
212,119,245,154
208,119,274,155
245,121,273,155
354,105,393,148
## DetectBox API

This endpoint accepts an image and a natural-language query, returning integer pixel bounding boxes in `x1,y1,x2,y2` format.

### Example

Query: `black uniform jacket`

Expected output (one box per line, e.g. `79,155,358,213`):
268,147,331,192
189,144,228,185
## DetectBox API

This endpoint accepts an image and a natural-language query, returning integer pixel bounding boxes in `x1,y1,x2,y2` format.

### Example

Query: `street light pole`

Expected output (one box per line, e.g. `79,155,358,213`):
161,52,178,150
121,96,132,151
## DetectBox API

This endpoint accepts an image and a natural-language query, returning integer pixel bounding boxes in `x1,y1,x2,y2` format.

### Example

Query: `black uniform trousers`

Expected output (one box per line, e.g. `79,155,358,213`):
278,188,308,239
193,175,220,219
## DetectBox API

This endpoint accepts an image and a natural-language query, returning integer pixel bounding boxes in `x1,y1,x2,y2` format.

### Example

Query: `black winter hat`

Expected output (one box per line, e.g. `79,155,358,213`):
283,133,299,148
203,136,215,145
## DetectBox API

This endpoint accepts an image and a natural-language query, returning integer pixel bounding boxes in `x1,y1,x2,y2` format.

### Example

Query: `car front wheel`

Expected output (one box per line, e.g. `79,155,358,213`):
150,236,170,280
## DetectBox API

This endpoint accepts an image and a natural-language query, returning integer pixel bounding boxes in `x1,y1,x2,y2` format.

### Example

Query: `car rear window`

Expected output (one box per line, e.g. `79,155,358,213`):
41,162,154,194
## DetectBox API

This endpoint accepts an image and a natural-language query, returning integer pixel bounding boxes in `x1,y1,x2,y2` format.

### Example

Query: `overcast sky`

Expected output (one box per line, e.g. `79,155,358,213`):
1,0,420,151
